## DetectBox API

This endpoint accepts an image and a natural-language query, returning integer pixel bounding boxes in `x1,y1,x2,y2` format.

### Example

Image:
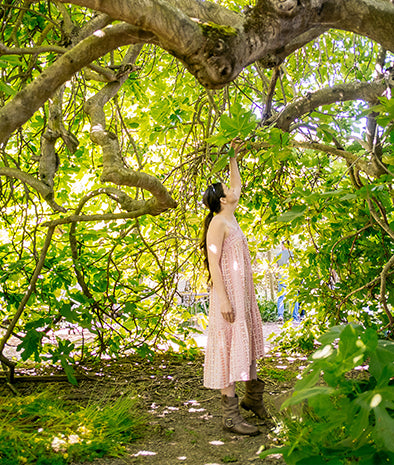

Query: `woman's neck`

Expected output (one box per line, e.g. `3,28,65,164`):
218,206,236,221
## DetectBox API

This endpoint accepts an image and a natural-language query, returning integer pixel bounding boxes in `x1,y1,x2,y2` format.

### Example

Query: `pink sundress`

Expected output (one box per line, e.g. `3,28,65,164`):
203,223,265,389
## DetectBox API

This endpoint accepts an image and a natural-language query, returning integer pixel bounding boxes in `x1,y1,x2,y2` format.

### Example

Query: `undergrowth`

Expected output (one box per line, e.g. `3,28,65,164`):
261,323,394,464
0,388,146,465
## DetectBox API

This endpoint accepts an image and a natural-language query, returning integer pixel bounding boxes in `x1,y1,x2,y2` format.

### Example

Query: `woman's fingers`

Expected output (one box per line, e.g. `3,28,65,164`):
230,137,244,154
222,309,235,323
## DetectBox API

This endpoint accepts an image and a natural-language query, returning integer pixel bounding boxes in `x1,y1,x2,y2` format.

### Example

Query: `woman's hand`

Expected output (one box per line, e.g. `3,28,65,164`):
229,138,244,158
221,298,235,323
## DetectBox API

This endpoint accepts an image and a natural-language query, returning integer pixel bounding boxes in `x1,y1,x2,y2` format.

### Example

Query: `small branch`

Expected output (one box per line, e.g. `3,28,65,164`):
263,65,281,121
330,223,373,265
366,196,394,241
0,166,66,212
0,226,55,377
380,254,394,327
0,42,67,56
291,141,382,178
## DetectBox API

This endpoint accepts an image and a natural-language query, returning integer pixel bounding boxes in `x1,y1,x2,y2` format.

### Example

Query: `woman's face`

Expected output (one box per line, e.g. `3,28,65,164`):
221,183,238,204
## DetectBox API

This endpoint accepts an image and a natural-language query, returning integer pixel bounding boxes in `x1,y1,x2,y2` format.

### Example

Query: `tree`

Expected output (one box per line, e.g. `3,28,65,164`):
0,1,393,379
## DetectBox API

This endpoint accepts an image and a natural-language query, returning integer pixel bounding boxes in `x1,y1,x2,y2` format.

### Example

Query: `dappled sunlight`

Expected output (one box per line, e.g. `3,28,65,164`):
93,29,105,38
132,450,157,457
185,400,207,414
312,344,333,359
275,364,288,370
370,393,382,408
148,398,211,421
208,244,218,254
355,364,369,371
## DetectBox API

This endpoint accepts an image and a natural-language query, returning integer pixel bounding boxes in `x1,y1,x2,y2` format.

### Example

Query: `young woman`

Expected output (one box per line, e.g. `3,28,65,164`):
201,140,269,436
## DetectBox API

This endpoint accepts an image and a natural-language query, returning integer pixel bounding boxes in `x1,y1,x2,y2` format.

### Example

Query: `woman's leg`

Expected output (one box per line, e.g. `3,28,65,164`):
241,362,271,421
220,382,259,435
221,383,235,397
250,360,257,380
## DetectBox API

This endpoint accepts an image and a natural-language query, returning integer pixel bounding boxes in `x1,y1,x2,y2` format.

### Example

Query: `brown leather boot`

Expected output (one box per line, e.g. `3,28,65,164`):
221,394,260,436
240,378,271,420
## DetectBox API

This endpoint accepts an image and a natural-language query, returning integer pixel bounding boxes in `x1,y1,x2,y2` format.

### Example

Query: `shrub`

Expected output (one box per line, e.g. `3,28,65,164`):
268,315,326,353
261,323,394,464
257,296,278,322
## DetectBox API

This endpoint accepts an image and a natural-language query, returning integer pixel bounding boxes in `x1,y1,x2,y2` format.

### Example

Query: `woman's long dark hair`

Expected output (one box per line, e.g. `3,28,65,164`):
200,182,225,282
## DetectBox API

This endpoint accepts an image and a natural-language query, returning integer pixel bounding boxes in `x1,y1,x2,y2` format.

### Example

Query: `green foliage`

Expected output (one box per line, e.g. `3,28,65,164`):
261,324,394,464
258,357,300,383
268,317,327,353
257,296,278,322
0,389,146,465
0,1,393,382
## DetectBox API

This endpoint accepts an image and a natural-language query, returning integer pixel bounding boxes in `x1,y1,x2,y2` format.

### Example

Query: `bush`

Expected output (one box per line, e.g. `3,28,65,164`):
268,316,326,353
261,324,394,464
257,296,278,322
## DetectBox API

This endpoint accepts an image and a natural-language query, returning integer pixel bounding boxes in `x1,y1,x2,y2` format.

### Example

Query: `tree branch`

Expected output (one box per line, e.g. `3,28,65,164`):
55,0,394,90
380,253,394,327
0,23,156,144
0,166,66,212
273,75,393,132
0,226,55,378
0,43,67,56
84,44,177,214
290,141,383,178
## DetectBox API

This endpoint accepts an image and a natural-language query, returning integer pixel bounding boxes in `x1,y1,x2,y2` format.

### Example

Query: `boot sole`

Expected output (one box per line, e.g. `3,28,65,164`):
223,425,260,436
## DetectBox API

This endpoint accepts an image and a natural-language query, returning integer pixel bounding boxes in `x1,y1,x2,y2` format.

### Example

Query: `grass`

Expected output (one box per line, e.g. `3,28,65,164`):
258,356,305,383
0,388,146,465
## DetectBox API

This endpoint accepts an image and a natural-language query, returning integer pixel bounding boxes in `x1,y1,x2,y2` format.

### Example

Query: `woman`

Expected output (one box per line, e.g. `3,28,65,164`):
201,140,269,436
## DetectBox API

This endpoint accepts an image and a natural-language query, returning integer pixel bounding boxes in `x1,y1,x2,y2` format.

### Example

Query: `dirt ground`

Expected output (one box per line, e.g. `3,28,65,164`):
2,323,306,465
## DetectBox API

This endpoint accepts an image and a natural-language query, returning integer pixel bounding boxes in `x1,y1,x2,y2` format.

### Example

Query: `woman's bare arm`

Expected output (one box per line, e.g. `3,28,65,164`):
229,139,242,200
206,216,235,323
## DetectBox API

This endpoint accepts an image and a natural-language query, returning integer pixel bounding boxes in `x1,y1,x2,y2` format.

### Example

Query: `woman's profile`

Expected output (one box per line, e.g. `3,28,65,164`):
200,139,269,436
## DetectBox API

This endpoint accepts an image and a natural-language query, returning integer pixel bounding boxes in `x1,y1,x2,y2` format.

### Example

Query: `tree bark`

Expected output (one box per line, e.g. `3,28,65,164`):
57,0,394,88
272,75,394,132
0,23,154,144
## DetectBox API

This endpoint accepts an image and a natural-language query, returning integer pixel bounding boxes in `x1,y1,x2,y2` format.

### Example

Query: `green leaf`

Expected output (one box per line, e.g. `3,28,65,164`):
276,205,307,223
318,325,346,345
59,302,79,322
212,153,229,173
373,405,394,452
296,457,331,465
16,329,43,362
282,386,334,408
368,339,394,381
60,355,78,385
0,81,16,96
259,446,289,459
205,134,230,145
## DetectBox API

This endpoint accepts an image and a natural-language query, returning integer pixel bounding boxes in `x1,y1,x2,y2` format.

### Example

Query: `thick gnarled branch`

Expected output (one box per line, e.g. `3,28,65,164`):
0,23,155,144
272,74,394,132
58,0,394,89
84,44,177,214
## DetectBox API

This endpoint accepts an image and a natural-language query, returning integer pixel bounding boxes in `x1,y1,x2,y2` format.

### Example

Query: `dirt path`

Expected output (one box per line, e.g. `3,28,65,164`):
2,323,301,465
68,323,297,465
